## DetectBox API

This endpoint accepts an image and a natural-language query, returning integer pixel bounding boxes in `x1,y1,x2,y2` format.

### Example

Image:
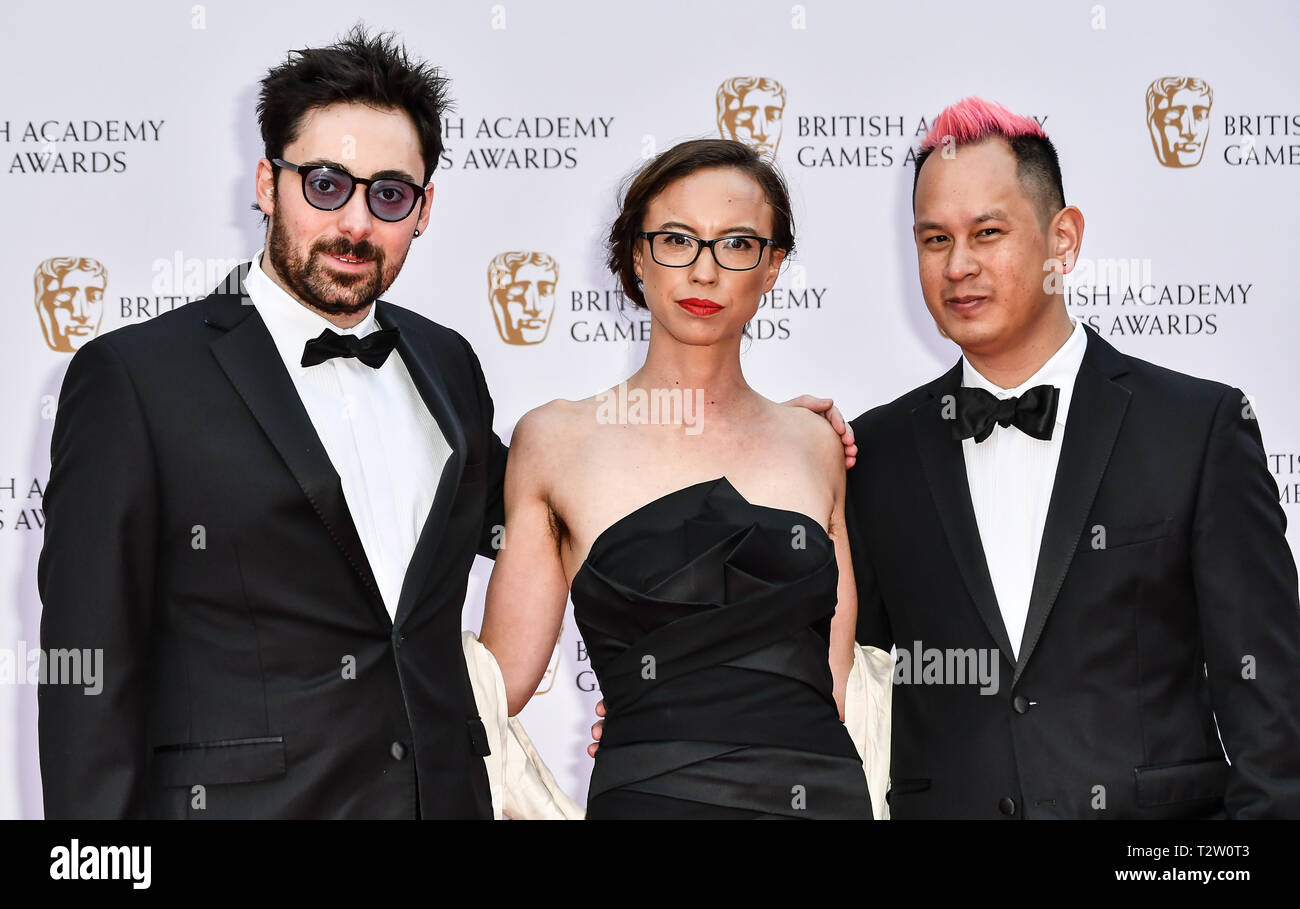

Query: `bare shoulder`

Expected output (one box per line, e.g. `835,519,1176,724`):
508,397,589,478
512,397,585,441
518,390,595,434
764,398,845,477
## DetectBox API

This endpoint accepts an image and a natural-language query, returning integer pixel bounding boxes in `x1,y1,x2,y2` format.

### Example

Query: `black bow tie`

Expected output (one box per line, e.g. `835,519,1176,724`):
952,384,1060,443
301,327,400,369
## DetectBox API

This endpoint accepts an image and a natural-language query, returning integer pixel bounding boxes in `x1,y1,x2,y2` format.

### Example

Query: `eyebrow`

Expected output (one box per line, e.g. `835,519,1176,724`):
915,210,1011,232
658,220,762,235
301,158,420,184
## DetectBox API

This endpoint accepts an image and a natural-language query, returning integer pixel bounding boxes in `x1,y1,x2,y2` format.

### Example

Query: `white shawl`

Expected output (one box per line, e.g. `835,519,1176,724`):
461,632,892,819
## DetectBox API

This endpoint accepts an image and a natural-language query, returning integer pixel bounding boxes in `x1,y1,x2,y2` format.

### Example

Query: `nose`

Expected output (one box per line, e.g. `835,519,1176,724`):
943,239,980,283
688,244,720,286
335,186,375,241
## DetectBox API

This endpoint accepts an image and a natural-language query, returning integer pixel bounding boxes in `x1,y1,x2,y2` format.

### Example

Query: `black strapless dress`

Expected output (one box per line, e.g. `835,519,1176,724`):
573,477,872,819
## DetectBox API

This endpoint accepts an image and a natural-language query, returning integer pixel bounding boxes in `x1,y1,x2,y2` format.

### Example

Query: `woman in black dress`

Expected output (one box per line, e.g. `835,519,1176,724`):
480,139,871,819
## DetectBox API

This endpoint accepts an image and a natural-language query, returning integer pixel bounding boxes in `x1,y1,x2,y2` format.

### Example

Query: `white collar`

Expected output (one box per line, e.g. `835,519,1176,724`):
961,318,1087,429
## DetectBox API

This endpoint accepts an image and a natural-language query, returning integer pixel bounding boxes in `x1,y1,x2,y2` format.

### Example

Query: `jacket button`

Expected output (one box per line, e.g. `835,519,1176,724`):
999,797,1017,817
390,741,408,761
1012,695,1030,714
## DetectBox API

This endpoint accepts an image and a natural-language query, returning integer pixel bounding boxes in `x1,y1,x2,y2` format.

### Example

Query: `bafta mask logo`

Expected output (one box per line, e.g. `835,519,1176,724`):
488,251,558,346
1146,77,1214,168
535,629,562,696
35,257,107,352
716,76,786,158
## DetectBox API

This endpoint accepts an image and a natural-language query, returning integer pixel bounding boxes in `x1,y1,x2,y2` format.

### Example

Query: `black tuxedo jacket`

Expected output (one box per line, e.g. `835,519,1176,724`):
38,264,508,819
847,326,1300,819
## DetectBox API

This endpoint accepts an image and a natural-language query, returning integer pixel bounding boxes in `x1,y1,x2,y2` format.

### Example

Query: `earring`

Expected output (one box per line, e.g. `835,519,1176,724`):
413,229,420,237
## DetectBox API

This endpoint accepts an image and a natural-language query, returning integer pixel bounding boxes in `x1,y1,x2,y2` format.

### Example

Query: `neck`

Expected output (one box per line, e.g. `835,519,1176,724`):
962,303,1074,389
259,252,371,330
630,321,759,417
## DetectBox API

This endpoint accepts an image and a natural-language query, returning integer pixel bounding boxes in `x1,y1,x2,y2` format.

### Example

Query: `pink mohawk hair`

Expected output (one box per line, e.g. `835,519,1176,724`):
919,97,1045,152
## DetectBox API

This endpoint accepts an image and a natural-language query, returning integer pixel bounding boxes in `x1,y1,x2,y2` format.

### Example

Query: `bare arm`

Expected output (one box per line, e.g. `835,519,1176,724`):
479,407,571,716
798,407,857,720
826,449,857,722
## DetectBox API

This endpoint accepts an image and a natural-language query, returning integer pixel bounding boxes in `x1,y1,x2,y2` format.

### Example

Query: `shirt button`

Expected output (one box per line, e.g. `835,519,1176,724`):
1012,695,1030,714
999,797,1018,817
390,741,407,761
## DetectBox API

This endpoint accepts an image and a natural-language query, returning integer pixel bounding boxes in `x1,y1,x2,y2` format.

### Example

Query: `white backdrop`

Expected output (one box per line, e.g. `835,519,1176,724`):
2,0,1297,818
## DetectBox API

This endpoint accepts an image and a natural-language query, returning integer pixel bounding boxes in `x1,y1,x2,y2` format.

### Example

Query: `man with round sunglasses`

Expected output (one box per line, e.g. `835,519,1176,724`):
38,27,506,819
271,157,427,223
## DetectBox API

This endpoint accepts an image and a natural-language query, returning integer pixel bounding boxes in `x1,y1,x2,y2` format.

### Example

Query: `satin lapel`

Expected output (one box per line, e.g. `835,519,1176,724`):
375,302,468,628
205,282,389,627
1014,329,1131,686
911,362,1017,663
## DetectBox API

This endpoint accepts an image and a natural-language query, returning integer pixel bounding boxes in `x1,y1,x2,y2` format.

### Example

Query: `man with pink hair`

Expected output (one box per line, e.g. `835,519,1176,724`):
845,97,1300,819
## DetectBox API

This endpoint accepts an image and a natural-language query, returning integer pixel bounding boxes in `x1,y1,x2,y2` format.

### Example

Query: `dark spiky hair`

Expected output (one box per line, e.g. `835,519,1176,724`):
256,24,451,184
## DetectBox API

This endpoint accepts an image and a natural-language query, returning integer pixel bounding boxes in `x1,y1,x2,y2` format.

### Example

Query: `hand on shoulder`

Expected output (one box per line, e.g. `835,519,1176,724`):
777,400,849,484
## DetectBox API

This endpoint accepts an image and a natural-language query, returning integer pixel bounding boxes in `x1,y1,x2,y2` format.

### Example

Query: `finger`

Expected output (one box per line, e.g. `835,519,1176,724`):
595,699,606,717
587,743,599,757
826,403,847,435
784,394,831,412
591,722,603,740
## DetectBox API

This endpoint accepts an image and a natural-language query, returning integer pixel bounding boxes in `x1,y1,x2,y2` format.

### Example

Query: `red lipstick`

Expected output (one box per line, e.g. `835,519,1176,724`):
677,297,723,317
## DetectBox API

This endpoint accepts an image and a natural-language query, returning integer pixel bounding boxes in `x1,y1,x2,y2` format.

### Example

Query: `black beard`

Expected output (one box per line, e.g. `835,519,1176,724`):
266,209,393,317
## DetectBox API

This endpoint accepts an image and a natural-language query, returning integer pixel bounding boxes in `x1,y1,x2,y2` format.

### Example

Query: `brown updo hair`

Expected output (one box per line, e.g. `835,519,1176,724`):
607,139,796,309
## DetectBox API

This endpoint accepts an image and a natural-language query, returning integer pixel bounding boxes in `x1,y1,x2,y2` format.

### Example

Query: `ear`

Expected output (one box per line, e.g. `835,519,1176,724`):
255,158,277,218
762,246,787,294
632,240,644,280
415,183,434,236
1050,205,1085,275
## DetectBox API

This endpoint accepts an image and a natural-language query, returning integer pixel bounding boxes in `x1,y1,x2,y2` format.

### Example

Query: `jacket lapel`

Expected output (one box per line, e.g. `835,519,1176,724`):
203,265,389,628
911,362,1017,663
1013,327,1131,685
374,301,468,628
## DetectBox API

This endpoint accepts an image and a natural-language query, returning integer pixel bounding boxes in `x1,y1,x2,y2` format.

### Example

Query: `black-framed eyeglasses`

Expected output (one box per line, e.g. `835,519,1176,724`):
638,231,776,271
271,158,426,222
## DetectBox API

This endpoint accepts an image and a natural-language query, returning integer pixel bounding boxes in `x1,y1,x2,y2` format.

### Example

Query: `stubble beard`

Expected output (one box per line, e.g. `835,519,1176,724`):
266,205,406,317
